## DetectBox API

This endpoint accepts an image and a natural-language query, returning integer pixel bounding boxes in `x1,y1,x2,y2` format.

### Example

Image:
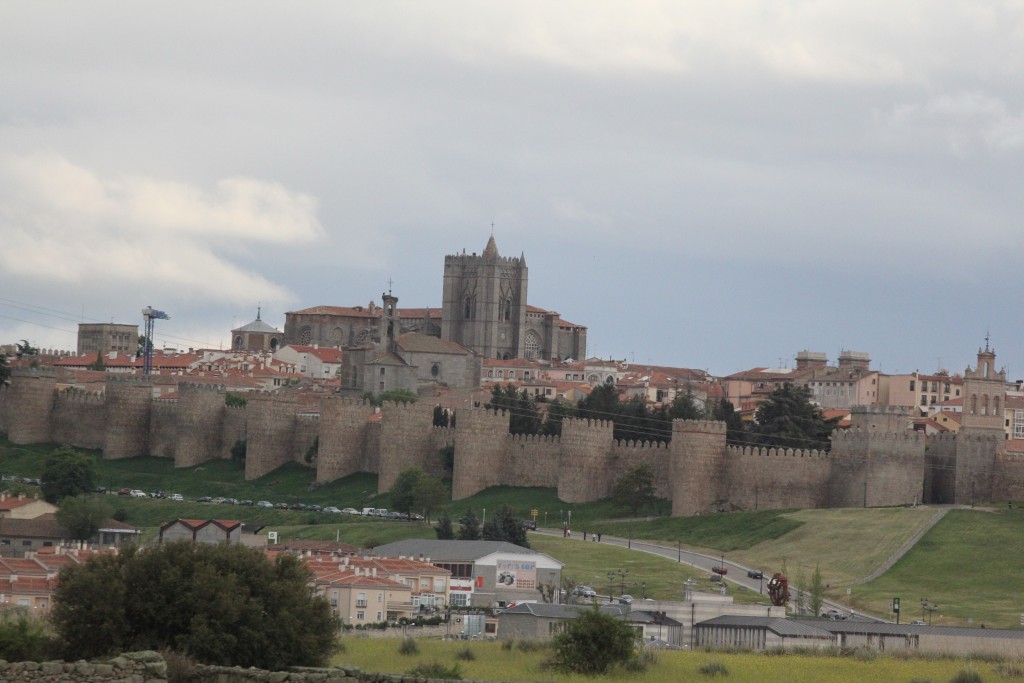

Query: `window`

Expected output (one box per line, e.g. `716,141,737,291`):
357,592,367,607
431,363,440,378
357,611,365,620
449,593,468,607
378,592,384,603
920,396,927,406
910,380,915,391
22,540,31,546
380,367,386,376
377,611,383,621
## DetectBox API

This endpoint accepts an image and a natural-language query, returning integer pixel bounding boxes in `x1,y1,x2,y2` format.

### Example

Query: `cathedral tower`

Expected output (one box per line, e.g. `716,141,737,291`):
441,236,528,359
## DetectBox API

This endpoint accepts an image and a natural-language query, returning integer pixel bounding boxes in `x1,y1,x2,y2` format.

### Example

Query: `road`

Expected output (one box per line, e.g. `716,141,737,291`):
534,527,882,622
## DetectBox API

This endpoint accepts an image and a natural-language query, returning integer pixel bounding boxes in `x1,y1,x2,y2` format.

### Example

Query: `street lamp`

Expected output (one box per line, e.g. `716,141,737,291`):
607,571,615,602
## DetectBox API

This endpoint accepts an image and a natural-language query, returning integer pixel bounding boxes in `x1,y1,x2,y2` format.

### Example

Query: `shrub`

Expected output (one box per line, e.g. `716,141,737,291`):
398,637,419,655
501,639,515,651
950,669,983,683
408,661,463,680
551,606,638,675
455,646,476,661
516,639,546,652
161,649,197,683
700,660,729,676
623,648,657,672
0,610,58,661
995,662,1024,678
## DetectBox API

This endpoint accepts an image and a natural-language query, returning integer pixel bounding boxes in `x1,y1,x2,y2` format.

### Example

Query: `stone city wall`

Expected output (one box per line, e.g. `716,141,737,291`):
0,368,1015,515
52,388,106,450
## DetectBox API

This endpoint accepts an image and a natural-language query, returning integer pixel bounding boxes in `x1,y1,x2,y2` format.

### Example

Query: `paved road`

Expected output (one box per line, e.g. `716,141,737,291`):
534,527,882,622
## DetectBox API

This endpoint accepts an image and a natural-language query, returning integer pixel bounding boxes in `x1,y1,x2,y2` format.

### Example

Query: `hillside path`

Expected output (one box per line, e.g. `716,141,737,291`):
849,506,950,585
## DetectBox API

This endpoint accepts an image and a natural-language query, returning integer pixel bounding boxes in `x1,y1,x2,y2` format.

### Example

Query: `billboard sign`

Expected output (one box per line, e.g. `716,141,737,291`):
495,559,537,590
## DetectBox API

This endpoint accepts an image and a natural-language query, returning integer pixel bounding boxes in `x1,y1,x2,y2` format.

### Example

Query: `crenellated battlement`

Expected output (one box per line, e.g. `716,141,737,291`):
563,417,614,431
177,382,226,393
832,428,923,442
509,432,559,445
445,253,524,266
726,445,828,459
104,375,153,386
56,388,105,405
151,400,177,413
11,367,58,379
613,438,668,450
673,419,727,434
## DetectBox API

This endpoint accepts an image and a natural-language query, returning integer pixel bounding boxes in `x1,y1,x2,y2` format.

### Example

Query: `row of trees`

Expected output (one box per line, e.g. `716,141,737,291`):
484,381,838,451
433,505,529,547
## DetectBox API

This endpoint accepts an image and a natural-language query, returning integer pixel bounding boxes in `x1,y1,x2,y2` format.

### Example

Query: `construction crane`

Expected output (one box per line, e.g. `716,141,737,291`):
141,306,170,375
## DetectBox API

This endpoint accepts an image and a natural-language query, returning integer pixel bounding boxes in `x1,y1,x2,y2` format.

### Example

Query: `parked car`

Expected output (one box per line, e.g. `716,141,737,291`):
341,508,360,515
712,566,728,576
169,493,184,502
195,496,213,503
256,500,273,508
572,585,597,598
273,502,289,509
747,569,763,579
237,499,253,506
618,595,633,605
522,519,537,531
129,489,147,498
323,506,342,514
288,502,306,511
118,487,132,496
211,497,226,504
306,504,322,513
385,511,403,520
909,620,926,626
822,609,848,621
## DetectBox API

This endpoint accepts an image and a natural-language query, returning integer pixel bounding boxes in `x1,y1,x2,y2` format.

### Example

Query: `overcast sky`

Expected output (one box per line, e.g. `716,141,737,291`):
2,2,1023,378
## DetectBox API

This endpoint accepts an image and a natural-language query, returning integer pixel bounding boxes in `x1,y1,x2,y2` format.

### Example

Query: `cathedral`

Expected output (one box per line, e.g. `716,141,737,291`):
282,236,587,363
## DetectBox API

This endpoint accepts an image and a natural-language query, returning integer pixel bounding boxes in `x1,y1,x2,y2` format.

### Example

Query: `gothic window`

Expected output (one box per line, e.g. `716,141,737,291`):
464,297,474,319
504,298,512,321
431,363,440,378
524,331,541,360
970,394,977,414
299,326,312,345
994,396,1001,416
332,327,344,342
234,336,244,350
270,338,279,351
982,394,989,416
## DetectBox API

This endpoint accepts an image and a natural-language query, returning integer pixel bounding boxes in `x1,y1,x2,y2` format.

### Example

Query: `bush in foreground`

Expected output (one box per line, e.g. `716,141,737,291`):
50,541,339,670
550,606,638,675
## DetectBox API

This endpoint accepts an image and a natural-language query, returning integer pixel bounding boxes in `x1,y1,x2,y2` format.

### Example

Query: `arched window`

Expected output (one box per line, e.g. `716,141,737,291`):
970,394,978,414
524,331,541,360
270,338,279,351
464,297,473,319
234,335,244,350
504,299,512,321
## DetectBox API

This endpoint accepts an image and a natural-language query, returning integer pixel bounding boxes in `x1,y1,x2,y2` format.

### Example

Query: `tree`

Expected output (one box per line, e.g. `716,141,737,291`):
365,389,417,407
86,352,106,371
50,542,338,669
610,464,658,515
457,507,481,540
40,447,97,503
551,605,639,675
390,467,424,514
411,473,448,522
485,383,541,435
482,504,529,547
15,340,38,359
809,563,826,616
0,352,11,386
748,383,840,452
540,398,576,437
56,495,114,541
670,386,704,420
434,511,455,540
225,393,247,408
708,397,747,444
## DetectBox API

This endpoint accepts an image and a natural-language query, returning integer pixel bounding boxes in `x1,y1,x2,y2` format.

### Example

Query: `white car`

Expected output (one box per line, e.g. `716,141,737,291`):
323,506,342,514
169,493,184,501
342,508,360,515
129,489,147,498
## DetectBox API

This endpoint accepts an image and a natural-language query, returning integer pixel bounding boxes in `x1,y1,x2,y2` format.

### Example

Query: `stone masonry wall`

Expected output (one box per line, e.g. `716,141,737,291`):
925,433,958,504
829,429,925,508
52,388,106,449
954,429,1002,504
504,433,561,489
377,402,437,493
671,420,728,516
557,418,615,503
992,451,1024,501
175,383,227,468
245,391,298,479
609,439,671,498
452,408,510,499
102,378,152,459
317,398,375,483
4,372,56,444
0,382,9,434
219,404,247,461
295,414,320,470
149,399,178,458
722,446,831,511
0,651,167,683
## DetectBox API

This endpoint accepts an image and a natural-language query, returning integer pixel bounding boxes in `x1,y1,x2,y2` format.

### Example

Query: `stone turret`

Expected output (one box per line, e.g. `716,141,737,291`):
671,420,727,516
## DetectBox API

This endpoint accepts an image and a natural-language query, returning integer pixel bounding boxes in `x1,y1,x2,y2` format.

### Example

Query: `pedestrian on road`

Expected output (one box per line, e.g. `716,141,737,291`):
583,530,588,541
597,532,602,542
